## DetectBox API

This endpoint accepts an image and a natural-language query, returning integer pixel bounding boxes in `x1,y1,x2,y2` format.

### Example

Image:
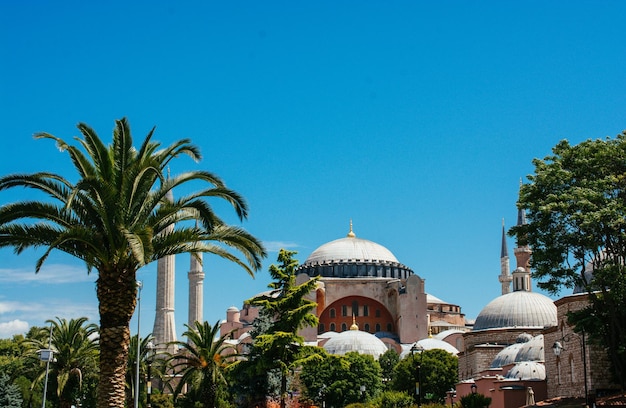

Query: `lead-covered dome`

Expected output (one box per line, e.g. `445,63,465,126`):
322,328,389,359
297,225,414,279
473,291,557,331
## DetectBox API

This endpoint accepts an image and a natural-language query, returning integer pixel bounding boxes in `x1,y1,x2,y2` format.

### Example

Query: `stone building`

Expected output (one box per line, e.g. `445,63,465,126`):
220,222,467,356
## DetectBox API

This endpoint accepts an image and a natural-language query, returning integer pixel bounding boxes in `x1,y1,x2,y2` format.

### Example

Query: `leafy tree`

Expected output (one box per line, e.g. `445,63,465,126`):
168,321,235,408
390,349,458,403
248,249,320,408
0,118,266,408
0,372,23,408
378,349,399,387
22,317,99,408
370,390,413,408
459,393,491,408
511,133,626,388
299,349,383,407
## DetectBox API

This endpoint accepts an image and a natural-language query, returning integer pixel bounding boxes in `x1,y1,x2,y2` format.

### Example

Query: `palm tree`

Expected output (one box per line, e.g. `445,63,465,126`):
0,118,266,408
23,317,99,408
169,321,235,408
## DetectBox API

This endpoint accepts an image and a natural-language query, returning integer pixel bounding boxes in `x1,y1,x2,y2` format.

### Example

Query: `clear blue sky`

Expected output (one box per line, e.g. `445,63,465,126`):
1,1,625,339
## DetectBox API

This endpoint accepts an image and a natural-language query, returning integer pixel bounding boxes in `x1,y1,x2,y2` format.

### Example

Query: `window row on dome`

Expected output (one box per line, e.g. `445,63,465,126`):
299,262,413,279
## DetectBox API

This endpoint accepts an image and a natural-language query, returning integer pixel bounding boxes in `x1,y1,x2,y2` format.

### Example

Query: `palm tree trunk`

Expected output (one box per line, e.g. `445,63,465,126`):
96,268,137,408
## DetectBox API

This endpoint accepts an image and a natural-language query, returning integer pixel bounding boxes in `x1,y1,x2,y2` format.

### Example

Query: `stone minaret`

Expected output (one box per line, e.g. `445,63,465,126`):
498,219,512,295
152,190,178,353
188,251,204,328
513,200,533,292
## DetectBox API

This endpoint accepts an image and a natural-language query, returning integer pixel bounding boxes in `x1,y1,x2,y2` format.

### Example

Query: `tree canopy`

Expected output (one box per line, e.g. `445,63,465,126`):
0,119,266,408
511,132,626,388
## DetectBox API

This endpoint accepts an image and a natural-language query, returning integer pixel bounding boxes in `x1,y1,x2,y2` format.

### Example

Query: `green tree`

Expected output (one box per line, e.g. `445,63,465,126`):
511,133,626,388
248,249,320,408
22,317,99,408
0,373,23,408
378,348,399,387
299,350,382,407
0,118,266,408
168,321,234,408
390,349,458,403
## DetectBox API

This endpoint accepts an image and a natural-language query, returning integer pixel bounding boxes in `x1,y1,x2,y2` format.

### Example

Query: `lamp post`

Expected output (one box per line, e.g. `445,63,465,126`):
552,331,588,408
38,323,55,408
411,343,424,408
471,383,477,395
146,341,154,408
134,281,143,408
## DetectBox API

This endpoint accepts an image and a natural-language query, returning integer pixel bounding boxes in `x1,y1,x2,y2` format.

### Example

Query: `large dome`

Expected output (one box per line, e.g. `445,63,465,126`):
297,226,413,279
473,291,557,331
305,236,399,264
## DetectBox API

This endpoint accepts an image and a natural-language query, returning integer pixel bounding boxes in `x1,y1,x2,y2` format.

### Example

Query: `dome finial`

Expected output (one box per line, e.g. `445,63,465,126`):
350,315,359,330
347,219,356,238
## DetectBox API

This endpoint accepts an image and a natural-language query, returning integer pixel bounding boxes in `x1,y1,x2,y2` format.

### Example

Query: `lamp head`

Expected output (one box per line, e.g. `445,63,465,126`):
552,341,563,356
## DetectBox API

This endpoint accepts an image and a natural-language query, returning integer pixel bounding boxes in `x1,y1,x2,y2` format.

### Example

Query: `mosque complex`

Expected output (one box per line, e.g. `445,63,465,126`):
150,197,619,406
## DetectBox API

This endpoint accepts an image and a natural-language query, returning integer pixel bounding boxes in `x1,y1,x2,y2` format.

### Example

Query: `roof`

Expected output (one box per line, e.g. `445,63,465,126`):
473,291,557,331
303,235,399,265
322,329,389,359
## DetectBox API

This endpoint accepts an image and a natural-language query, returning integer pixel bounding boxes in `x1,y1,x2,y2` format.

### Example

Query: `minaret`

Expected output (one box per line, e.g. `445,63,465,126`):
513,185,533,292
188,251,204,328
498,219,512,295
152,190,178,353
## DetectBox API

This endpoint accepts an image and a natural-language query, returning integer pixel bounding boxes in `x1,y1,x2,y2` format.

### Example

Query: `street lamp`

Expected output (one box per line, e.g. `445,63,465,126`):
471,383,477,395
411,343,424,408
146,341,155,408
38,323,55,408
552,331,589,408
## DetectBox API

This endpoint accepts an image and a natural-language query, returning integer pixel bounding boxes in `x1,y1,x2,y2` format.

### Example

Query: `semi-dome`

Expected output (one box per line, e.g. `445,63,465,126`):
473,291,557,331
505,361,546,380
322,328,389,359
297,224,414,279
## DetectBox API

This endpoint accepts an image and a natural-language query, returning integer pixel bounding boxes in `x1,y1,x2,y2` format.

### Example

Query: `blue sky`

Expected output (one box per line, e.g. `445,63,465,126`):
1,1,625,339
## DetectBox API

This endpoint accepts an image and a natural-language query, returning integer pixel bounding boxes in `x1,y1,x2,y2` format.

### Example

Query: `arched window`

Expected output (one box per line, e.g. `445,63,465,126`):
375,323,381,332
330,323,336,331
352,300,359,317
342,305,348,317
364,323,370,332
341,323,347,332
363,305,369,317
330,308,336,318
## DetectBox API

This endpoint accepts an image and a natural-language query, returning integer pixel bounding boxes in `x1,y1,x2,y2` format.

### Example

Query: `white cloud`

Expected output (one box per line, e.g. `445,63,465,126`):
0,319,30,338
0,263,96,284
263,241,300,253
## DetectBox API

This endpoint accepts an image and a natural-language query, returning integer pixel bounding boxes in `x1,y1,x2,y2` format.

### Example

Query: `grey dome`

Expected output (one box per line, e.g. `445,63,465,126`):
491,342,525,368
298,229,414,280
505,361,546,380
322,329,388,359
515,334,544,362
399,338,459,358
473,291,557,331
305,236,399,264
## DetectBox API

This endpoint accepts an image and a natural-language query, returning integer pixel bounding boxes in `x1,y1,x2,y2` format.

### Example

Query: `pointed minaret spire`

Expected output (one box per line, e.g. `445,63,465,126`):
347,219,356,238
499,219,512,295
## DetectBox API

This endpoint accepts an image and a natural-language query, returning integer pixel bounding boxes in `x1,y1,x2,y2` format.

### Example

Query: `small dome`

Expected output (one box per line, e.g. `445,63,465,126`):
473,291,557,331
304,236,399,265
505,361,546,380
515,334,544,362
227,306,239,312
491,342,525,368
400,338,459,358
323,329,388,359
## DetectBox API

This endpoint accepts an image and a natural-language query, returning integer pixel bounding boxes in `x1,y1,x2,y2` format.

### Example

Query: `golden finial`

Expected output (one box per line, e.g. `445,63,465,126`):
350,315,359,330
347,219,356,238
